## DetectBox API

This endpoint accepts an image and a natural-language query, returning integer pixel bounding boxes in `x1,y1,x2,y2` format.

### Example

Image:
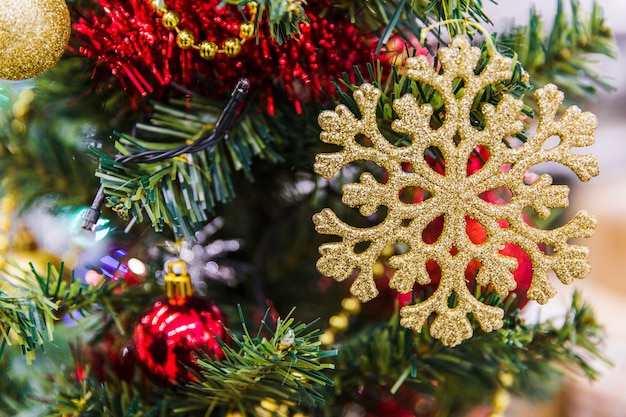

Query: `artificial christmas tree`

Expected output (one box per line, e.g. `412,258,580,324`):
0,0,616,416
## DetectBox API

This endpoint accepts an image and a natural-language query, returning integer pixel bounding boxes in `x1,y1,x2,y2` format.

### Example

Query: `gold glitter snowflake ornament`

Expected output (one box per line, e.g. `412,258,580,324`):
313,36,599,347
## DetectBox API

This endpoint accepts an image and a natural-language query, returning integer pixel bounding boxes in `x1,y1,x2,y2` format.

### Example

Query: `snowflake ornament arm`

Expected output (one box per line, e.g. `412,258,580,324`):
313,36,599,347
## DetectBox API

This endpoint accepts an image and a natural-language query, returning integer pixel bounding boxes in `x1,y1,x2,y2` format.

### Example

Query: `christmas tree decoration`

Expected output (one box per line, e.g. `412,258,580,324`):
402,185,535,311
0,0,71,80
319,296,361,346
84,247,147,292
71,334,136,384
71,0,377,111
0,0,619,415
98,247,147,286
167,217,243,287
313,36,599,347
133,260,227,383
151,0,258,59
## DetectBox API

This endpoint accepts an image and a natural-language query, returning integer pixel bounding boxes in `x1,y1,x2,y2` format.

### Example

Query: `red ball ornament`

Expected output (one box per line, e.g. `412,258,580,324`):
133,261,226,383
396,146,536,310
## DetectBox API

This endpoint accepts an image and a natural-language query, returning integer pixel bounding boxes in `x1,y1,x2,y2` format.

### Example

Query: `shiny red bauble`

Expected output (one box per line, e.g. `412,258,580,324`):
133,295,226,383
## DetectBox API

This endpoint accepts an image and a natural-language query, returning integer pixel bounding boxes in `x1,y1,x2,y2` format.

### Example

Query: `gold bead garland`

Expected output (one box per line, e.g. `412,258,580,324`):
150,0,258,60
320,296,362,346
198,41,219,60
320,245,395,346
161,10,180,29
488,372,514,417
176,30,195,49
225,398,309,417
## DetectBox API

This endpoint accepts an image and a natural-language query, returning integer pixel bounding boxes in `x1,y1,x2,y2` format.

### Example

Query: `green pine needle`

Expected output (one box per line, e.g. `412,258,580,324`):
219,0,309,45
328,291,607,415
96,97,282,238
497,0,616,101
174,308,336,416
0,262,113,363
48,371,164,417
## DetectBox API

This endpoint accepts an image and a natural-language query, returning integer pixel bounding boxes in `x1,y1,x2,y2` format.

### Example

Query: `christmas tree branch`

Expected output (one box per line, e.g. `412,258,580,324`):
0,262,112,363
0,77,101,208
48,367,165,417
334,0,495,53
89,81,282,238
497,0,616,100
46,309,336,417
220,0,310,45
328,291,607,414
334,0,614,102
173,309,336,416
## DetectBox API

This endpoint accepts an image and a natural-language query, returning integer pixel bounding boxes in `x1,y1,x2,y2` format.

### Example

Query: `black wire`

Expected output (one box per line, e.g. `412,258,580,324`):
82,78,251,231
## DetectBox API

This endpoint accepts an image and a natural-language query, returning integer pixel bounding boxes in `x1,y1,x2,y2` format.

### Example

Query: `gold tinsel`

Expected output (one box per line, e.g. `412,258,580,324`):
0,0,71,80
313,36,599,347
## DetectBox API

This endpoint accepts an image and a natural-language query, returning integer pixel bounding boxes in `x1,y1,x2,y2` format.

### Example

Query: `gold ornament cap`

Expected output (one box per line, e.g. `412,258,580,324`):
0,0,71,80
164,260,193,306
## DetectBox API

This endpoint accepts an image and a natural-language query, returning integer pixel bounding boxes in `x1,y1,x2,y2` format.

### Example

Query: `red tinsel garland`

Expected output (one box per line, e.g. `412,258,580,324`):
71,0,379,113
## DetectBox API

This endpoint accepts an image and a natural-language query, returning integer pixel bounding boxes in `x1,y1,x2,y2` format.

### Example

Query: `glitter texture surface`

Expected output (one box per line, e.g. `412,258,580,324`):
313,36,599,347
0,0,71,80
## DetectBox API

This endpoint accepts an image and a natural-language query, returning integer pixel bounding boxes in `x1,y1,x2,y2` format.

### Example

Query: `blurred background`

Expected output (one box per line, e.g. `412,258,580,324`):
488,1,626,415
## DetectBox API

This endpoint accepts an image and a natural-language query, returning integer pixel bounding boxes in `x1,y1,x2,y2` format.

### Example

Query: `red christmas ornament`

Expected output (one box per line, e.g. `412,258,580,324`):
133,261,226,383
73,333,136,383
379,34,430,68
358,384,435,417
370,397,417,417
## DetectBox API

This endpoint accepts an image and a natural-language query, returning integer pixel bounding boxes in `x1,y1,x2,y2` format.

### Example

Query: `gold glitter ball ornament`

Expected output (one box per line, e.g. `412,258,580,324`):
313,36,599,347
0,0,71,80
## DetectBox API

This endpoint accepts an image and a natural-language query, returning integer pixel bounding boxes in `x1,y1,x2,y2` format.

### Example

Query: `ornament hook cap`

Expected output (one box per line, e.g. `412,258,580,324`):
164,260,193,305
